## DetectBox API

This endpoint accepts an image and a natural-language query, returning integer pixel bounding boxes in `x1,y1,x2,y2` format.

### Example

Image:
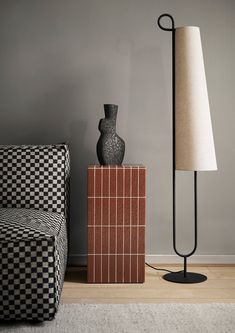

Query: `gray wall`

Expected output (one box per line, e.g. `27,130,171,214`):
0,0,234,261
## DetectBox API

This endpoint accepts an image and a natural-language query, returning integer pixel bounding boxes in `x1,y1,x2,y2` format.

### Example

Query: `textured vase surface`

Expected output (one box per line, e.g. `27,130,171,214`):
96,104,125,165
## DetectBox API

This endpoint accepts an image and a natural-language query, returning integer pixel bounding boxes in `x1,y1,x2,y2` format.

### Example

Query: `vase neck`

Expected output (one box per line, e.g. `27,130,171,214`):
104,104,118,121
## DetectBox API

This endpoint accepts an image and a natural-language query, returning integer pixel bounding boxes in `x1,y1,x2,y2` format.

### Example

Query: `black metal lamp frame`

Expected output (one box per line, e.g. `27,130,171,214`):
158,14,207,283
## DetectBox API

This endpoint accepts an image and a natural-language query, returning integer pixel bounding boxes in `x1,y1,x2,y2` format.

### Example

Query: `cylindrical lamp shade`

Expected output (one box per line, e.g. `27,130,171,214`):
175,27,217,171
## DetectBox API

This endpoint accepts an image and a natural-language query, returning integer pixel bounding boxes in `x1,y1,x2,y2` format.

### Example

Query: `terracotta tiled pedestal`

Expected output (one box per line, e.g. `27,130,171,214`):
87,165,146,283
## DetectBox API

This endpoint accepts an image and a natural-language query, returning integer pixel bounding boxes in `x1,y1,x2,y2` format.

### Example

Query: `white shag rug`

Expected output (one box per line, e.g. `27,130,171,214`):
0,303,234,333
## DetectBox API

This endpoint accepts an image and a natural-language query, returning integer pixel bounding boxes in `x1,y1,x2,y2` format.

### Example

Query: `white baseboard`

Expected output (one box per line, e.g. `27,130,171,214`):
146,255,235,264
68,254,235,266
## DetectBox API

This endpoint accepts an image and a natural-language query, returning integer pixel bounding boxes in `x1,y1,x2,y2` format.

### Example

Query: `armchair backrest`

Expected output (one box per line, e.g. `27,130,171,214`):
0,144,70,218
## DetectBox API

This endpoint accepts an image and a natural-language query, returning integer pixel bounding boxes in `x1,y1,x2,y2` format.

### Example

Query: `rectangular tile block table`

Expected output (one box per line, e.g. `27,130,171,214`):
87,165,146,283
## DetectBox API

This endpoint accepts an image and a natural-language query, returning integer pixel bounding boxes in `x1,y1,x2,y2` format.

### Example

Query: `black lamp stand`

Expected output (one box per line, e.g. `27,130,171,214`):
158,14,207,284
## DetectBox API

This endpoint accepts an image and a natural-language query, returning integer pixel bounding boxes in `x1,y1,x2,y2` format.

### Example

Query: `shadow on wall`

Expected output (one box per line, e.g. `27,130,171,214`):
0,78,97,258
68,119,96,258
128,46,172,253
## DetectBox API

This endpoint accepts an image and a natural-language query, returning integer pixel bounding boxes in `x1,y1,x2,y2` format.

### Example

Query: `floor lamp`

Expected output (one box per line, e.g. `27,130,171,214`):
157,14,217,283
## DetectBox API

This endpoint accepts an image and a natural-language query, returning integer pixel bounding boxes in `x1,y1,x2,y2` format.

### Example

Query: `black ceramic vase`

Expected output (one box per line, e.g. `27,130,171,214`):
96,104,125,165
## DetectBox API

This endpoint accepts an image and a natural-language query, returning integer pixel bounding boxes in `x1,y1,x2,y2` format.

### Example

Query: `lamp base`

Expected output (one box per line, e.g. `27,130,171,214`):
163,271,207,284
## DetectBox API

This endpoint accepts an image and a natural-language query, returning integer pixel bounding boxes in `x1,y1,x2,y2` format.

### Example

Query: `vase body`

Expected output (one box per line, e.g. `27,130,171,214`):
96,104,125,165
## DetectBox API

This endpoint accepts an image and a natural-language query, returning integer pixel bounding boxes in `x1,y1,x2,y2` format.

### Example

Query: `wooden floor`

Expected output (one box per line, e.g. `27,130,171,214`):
61,264,235,304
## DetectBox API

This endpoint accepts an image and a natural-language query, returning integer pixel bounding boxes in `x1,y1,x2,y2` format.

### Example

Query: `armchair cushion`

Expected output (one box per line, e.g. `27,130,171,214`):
0,144,70,218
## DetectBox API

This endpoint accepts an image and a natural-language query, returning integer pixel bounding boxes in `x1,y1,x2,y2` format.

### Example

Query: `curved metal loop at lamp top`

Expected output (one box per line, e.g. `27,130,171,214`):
157,13,208,283
157,13,175,31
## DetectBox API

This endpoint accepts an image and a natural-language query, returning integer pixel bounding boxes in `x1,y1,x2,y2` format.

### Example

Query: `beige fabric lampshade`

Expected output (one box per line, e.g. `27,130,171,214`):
175,27,217,171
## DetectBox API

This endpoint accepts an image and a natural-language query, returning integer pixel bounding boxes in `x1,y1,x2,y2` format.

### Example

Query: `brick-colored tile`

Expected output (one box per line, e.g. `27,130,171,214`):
117,226,124,254
87,168,94,197
138,226,145,254
124,226,131,253
102,226,109,253
139,168,146,197
117,168,124,197
103,168,109,196
87,198,94,225
139,198,146,225
102,254,109,283
95,227,102,254
117,198,123,225
102,198,109,225
124,198,130,225
131,198,138,225
131,227,138,253
95,198,102,225
110,198,117,225
131,255,138,282
132,168,138,197
110,168,117,197
124,255,130,282
109,227,116,254
124,168,131,197
117,255,124,283
138,254,145,283
95,168,102,197
109,255,116,282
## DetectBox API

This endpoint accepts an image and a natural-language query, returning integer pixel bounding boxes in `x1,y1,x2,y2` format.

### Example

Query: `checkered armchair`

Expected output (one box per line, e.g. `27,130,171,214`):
0,144,70,321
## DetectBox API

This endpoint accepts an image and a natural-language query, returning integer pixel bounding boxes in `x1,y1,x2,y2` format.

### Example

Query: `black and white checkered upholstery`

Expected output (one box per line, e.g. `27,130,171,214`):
0,144,69,321
0,144,70,217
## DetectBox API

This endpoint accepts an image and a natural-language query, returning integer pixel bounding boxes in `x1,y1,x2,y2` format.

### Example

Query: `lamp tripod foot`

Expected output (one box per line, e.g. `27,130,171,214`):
163,271,207,284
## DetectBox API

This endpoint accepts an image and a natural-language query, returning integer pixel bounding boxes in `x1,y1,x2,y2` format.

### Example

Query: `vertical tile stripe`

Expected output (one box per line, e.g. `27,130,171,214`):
129,167,132,283
137,166,139,282
108,166,110,283
115,166,117,282
93,167,96,282
101,167,103,282
122,168,125,283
